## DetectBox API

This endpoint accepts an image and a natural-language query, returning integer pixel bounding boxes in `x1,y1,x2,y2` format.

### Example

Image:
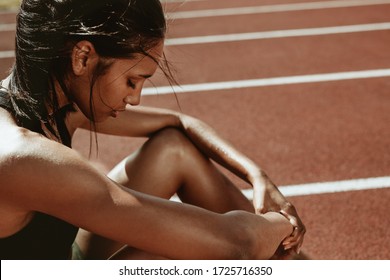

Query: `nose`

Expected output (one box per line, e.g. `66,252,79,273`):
124,88,141,106
124,94,140,106
124,80,146,106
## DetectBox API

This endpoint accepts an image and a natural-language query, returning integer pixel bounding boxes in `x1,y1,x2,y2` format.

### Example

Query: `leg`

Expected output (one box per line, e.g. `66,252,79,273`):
76,128,253,259
109,128,253,213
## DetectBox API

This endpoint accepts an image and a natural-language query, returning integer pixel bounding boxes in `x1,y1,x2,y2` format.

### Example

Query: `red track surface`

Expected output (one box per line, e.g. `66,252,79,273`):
1,0,389,259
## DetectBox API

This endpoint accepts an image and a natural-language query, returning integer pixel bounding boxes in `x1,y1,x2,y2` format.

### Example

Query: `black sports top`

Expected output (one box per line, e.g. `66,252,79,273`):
0,86,79,260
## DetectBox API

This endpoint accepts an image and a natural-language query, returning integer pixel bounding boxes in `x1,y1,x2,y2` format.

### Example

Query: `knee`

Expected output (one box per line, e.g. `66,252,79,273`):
147,127,195,161
152,127,187,143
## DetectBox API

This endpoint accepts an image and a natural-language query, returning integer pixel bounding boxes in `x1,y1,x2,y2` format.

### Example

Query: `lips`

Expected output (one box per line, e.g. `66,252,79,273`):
110,106,126,118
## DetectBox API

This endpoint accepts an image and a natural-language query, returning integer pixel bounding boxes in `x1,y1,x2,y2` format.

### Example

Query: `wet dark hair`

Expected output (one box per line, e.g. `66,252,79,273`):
8,0,175,145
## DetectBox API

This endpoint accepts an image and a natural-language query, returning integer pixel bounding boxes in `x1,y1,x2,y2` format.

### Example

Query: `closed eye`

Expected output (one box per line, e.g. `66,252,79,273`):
127,79,136,89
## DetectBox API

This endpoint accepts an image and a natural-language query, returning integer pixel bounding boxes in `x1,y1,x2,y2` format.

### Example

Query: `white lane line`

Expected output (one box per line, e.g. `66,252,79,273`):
0,50,14,59
243,176,390,199
1,0,389,24
0,23,15,32
142,68,390,95
168,0,390,19
0,9,18,15
2,22,390,57
166,22,390,45
171,176,390,202
2,0,390,30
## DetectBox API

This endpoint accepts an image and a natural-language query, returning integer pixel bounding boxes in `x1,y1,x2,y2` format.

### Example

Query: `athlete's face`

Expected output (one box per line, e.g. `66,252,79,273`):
70,41,164,122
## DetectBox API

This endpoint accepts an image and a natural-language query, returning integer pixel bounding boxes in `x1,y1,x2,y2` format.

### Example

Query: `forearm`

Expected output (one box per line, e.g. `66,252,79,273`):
87,107,264,185
140,194,292,260
177,115,295,214
95,186,249,259
178,114,262,185
93,185,291,260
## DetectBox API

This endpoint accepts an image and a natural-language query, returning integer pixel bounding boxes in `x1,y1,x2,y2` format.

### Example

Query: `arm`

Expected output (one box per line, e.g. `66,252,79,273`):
177,114,305,253
81,105,305,253
1,134,292,259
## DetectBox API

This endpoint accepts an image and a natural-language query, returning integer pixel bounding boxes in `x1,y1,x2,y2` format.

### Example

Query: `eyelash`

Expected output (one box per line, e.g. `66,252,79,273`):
127,79,136,89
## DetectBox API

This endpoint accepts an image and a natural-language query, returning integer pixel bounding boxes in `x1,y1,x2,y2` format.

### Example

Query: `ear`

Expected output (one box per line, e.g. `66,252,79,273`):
71,41,98,76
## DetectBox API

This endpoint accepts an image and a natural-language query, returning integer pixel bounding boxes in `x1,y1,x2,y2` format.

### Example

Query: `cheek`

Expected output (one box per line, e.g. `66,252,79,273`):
96,80,127,107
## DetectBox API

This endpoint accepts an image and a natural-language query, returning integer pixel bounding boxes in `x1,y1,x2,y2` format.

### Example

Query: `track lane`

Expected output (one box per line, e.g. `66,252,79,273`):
3,28,390,81
163,0,344,12
1,0,389,259
149,30,390,87
289,188,390,259
168,4,390,37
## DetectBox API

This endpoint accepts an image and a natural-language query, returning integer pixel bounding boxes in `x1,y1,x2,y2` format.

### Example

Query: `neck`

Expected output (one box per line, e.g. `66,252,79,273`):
48,79,72,115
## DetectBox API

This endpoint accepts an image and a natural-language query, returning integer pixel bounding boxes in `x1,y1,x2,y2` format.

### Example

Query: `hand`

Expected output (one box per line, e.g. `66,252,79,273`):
279,204,306,254
252,173,306,254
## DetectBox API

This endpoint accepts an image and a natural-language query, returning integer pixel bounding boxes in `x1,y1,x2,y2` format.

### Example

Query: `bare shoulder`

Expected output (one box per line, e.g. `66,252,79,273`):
0,120,119,222
0,124,43,171
0,125,65,190
0,122,102,208
0,123,68,169
0,123,77,235
0,121,151,244
0,119,126,237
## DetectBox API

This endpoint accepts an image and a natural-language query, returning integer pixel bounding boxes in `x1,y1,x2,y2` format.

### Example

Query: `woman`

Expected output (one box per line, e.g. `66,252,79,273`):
0,0,305,260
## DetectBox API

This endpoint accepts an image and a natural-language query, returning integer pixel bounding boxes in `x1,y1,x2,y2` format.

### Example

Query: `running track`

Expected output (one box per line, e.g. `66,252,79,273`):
0,0,389,260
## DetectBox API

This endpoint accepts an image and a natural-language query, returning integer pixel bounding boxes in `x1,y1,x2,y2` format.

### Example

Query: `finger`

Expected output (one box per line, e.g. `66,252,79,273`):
283,238,301,250
283,227,305,247
283,233,305,251
283,240,300,251
283,229,304,243
286,239,304,254
283,226,298,241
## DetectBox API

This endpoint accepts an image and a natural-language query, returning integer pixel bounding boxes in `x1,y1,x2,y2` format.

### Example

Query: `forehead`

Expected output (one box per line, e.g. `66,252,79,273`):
111,42,164,75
